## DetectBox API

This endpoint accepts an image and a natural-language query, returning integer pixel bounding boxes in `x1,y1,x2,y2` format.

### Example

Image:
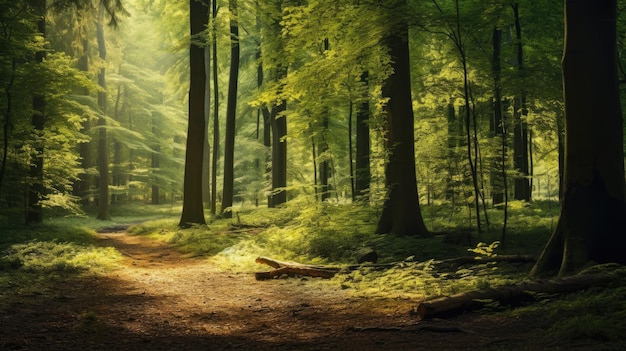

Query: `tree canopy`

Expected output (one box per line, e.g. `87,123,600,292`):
1,0,624,275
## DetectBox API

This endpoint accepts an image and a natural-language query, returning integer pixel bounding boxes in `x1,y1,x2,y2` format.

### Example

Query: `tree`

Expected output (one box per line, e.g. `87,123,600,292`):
95,6,110,220
511,3,531,202
491,27,504,205
260,0,288,208
210,0,219,215
221,0,239,218
354,71,371,201
375,0,429,237
531,0,626,277
318,39,331,202
179,0,208,227
26,0,46,224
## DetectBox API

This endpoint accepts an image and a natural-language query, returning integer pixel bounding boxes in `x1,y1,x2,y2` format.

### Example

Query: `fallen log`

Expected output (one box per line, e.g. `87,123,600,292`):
255,257,341,280
414,266,626,319
254,255,536,280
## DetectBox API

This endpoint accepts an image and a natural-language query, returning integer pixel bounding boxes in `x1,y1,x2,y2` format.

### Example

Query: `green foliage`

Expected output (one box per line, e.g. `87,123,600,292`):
468,241,500,258
511,277,626,344
0,215,123,279
1,240,120,273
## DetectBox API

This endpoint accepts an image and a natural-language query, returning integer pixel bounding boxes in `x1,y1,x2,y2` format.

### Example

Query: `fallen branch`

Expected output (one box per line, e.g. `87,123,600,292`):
255,257,341,280
254,255,535,280
414,267,626,319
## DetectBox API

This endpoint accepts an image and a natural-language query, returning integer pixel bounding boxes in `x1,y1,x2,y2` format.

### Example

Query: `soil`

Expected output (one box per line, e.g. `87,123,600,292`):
0,231,611,350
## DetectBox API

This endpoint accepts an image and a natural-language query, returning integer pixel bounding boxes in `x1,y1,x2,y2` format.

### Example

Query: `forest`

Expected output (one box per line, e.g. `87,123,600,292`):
1,0,626,350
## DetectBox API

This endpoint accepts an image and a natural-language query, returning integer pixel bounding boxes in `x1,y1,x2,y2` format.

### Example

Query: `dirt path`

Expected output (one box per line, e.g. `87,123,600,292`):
1,231,564,350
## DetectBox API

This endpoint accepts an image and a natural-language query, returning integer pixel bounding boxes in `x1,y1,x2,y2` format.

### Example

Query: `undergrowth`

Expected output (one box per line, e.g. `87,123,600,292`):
508,274,626,346
0,219,123,300
2,200,623,346
121,200,553,301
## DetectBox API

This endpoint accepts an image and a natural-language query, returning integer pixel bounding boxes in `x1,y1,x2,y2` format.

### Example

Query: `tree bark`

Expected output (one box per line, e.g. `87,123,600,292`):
255,256,341,280
376,0,428,237
355,71,371,201
491,27,504,206
512,3,531,202
179,0,208,227
531,0,626,277
266,2,288,208
221,0,240,218
210,0,220,216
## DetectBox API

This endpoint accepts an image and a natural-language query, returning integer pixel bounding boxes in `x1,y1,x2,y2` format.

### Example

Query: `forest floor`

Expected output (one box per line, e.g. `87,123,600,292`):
0,229,614,351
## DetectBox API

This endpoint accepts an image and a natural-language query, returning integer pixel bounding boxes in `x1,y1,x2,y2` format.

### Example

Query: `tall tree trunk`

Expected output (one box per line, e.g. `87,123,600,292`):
532,0,626,277
269,99,287,207
1,57,16,197
456,0,482,232
445,102,456,204
491,27,504,206
348,100,355,201
210,0,219,215
254,5,272,207
318,115,330,202
375,0,429,237
27,0,46,224
317,39,331,202
512,3,531,202
75,35,92,205
95,7,110,220
267,1,288,208
355,71,371,201
221,0,239,218
179,0,208,227
556,112,565,200
202,44,211,205
112,67,124,204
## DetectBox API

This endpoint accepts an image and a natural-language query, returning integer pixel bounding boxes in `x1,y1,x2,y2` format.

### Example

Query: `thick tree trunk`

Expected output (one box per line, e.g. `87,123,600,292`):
375,2,428,237
266,1,288,208
512,3,531,202
179,0,208,227
221,0,240,218
0,57,15,196
202,45,211,205
531,0,626,277
210,0,219,216
556,112,565,200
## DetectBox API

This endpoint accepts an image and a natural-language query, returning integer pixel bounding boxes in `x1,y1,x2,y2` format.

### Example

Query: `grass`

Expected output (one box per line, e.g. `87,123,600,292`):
2,199,624,346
